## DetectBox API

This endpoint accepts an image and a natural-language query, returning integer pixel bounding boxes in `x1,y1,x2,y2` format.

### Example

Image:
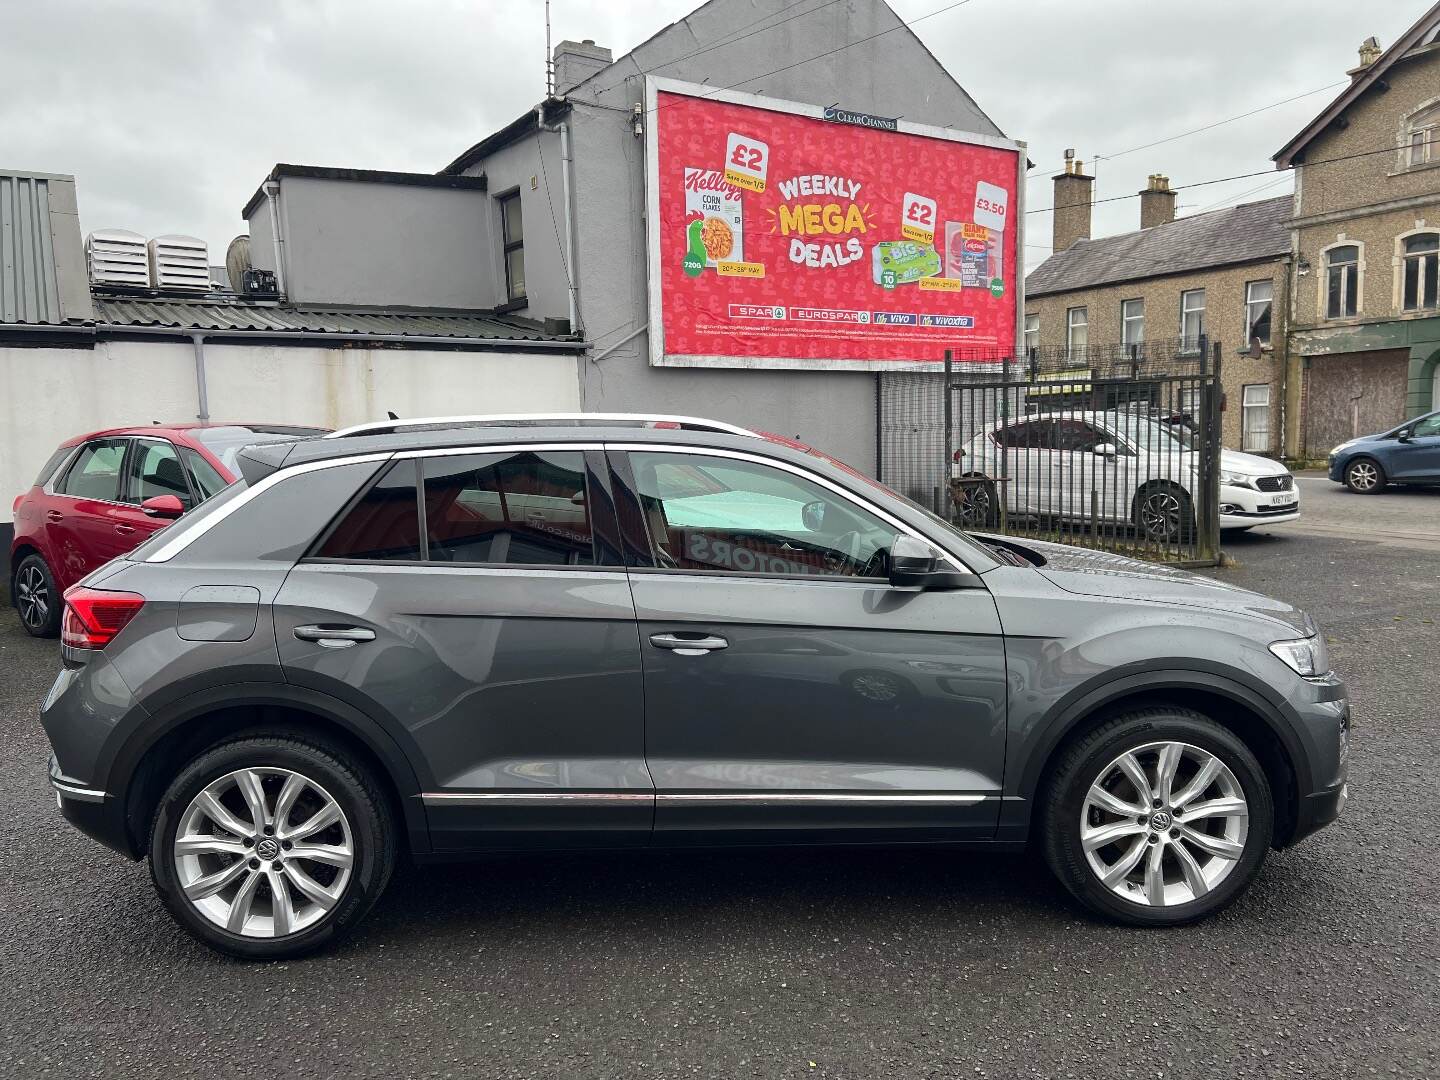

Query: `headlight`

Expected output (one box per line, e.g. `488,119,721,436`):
1219,470,1252,487
1269,635,1330,678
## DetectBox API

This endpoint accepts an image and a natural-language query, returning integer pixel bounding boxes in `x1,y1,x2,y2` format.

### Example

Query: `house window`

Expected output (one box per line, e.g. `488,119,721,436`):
1023,314,1039,354
1241,384,1272,453
1121,298,1145,347
1326,245,1359,318
1407,103,1440,167
499,190,525,303
1245,280,1273,346
1179,289,1206,348
1065,306,1087,354
1402,233,1439,312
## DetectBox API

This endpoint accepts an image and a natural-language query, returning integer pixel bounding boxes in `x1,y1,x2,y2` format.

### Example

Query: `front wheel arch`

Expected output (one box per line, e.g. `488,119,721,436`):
1021,672,1306,849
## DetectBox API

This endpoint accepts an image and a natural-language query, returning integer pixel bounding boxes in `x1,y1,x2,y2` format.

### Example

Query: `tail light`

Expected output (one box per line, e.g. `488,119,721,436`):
61,587,145,650
11,494,21,516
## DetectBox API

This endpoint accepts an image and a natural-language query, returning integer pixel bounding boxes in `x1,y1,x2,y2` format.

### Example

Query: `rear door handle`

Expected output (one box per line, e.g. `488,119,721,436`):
294,625,376,649
115,524,136,535
46,510,63,523
649,632,728,656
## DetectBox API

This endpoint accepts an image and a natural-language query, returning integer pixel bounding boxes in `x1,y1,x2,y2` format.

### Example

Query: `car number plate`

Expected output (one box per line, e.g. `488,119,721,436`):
1266,492,1295,506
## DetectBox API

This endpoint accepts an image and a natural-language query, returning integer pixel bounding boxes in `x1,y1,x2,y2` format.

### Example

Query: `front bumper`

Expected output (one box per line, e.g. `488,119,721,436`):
1219,478,1299,528
1282,684,1350,847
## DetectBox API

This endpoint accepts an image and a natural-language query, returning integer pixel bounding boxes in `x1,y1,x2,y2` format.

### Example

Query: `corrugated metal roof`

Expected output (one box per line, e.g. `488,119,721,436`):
1026,195,1291,298
91,297,574,343
1,173,62,323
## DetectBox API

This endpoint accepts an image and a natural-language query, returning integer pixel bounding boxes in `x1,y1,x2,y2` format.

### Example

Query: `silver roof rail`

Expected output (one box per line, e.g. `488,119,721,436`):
323,412,760,440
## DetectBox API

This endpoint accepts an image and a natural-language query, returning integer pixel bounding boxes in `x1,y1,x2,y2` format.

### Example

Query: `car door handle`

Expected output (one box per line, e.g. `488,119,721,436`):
46,510,63,523
293,625,376,649
114,524,136,535
649,632,728,656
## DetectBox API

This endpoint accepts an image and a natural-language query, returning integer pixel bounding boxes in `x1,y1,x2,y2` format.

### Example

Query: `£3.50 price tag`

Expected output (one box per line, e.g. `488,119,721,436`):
973,181,1008,233
724,133,769,192
901,192,937,244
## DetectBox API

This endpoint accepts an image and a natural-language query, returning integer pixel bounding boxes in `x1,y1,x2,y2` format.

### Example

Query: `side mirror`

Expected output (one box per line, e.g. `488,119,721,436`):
1397,427,1412,443
1093,442,1119,457
801,499,827,532
140,494,185,519
888,534,974,590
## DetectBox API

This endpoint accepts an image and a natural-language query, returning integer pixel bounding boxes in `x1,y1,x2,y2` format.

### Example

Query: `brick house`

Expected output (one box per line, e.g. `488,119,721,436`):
1273,1,1440,460
1024,168,1290,455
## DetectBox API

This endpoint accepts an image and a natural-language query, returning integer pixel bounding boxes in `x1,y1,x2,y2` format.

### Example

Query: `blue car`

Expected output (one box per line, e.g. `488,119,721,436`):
1328,409,1440,493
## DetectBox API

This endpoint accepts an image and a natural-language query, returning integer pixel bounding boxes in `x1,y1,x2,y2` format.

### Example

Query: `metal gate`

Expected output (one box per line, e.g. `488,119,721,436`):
877,338,1223,565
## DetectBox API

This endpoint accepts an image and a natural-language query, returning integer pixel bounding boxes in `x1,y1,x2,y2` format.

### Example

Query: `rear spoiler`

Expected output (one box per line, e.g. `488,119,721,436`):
235,441,303,486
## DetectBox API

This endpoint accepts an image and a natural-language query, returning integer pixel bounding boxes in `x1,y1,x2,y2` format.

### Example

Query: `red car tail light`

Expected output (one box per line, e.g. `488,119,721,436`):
61,587,146,649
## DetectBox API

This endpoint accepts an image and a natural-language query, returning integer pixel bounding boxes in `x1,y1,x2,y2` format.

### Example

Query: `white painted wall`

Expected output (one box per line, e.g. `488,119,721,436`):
0,340,582,523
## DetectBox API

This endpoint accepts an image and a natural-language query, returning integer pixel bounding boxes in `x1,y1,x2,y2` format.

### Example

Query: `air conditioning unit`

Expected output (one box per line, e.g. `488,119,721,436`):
148,234,210,291
87,229,150,287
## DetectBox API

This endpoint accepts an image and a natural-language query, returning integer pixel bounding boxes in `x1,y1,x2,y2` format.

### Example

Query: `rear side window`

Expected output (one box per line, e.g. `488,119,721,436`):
314,461,425,561
312,451,596,566
57,439,128,501
423,451,594,566
34,446,76,487
180,448,229,502
125,440,192,506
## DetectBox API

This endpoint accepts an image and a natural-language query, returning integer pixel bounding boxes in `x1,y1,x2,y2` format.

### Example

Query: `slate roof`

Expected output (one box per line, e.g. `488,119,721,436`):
1025,195,1291,298
89,297,576,344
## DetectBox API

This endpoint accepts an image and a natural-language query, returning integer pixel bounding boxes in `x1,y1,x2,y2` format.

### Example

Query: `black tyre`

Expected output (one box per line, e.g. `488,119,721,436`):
950,476,999,528
13,553,61,638
1042,707,1274,927
1344,457,1385,494
149,733,395,960
1133,483,1195,543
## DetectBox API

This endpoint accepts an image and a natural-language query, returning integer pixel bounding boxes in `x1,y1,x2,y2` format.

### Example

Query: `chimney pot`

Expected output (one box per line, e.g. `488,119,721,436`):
1051,154,1094,252
1139,172,1177,229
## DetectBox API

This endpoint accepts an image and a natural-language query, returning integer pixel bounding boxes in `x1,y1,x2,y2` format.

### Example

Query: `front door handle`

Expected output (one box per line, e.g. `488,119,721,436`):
649,632,728,656
294,625,376,649
114,524,136,535
46,510,63,523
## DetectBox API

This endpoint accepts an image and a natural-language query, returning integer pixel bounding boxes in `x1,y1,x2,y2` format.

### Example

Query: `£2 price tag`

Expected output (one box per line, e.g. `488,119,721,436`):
724,133,769,192
973,181,1008,232
901,192,937,245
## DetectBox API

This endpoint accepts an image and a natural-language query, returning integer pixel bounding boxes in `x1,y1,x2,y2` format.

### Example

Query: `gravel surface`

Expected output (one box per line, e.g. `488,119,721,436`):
1,525,1437,1078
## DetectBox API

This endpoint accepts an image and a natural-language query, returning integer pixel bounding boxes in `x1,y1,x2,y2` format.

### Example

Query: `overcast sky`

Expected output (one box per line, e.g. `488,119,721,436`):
1,0,1422,272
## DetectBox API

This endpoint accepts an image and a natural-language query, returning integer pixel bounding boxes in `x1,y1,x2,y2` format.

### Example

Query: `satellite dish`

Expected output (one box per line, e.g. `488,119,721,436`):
225,235,251,293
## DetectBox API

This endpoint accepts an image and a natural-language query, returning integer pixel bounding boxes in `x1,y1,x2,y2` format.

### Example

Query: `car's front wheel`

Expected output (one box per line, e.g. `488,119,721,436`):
13,553,61,638
1133,483,1195,543
1344,457,1386,494
1042,708,1273,926
149,733,395,959
950,476,999,528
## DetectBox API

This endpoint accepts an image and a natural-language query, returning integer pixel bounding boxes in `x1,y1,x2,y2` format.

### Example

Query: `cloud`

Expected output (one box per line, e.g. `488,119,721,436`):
0,0,1419,271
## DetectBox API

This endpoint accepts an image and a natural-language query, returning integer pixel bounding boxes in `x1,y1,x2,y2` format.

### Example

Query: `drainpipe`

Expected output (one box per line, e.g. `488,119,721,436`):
538,103,581,336
190,333,210,421
264,180,287,295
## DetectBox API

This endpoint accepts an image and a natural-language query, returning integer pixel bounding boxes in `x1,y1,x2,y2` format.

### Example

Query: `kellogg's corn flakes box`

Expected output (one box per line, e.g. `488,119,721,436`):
682,168,744,276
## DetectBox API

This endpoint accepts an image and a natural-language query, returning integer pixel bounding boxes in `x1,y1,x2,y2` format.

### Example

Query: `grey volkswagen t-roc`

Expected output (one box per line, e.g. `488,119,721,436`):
40,415,1349,958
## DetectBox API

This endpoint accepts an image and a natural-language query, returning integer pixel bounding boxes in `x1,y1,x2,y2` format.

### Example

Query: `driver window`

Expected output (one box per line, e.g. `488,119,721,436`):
1412,413,1440,438
627,452,893,579
1052,420,1104,453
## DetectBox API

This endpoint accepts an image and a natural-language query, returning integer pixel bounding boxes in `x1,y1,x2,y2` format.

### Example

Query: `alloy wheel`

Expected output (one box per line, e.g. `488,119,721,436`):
1138,490,1183,540
173,767,354,938
1347,461,1379,492
1080,740,1249,907
953,481,994,528
15,564,49,631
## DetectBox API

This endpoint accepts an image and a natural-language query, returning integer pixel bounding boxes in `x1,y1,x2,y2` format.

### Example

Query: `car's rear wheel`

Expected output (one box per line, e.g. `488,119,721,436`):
13,553,61,638
1042,708,1273,926
950,477,998,528
149,734,395,960
1344,457,1385,494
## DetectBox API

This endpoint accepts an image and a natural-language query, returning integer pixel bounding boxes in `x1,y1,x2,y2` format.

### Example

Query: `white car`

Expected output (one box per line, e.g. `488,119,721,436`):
949,411,1299,541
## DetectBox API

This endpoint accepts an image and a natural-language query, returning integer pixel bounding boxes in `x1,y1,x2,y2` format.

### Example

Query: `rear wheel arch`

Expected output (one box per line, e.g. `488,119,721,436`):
1023,671,1307,848
118,685,428,860
10,542,42,585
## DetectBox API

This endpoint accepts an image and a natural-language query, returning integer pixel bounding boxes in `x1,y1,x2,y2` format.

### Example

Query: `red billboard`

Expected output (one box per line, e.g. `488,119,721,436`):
645,78,1025,369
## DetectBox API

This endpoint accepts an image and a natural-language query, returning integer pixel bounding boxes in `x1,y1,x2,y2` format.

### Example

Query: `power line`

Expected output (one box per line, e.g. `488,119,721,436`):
1194,173,1292,214
1029,138,1408,216
1026,80,1348,182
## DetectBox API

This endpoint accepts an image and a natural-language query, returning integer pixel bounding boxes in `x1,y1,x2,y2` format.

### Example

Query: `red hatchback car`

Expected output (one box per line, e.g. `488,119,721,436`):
10,423,325,637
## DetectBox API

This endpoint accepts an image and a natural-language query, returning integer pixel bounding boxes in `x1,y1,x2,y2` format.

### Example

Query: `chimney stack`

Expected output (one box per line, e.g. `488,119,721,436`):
1051,156,1094,253
553,39,612,95
1139,174,1176,229
1348,35,1382,78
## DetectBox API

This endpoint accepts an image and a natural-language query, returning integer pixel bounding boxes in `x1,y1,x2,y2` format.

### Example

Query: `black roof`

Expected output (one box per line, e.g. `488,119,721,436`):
1025,195,1291,299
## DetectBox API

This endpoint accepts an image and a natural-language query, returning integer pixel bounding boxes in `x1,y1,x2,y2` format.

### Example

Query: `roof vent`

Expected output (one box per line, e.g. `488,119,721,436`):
148,234,210,291
86,229,151,288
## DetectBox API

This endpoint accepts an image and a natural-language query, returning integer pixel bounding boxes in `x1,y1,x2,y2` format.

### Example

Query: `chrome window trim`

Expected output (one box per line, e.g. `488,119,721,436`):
608,442,975,574
326,414,759,440
45,437,131,504
298,563,625,579
40,444,85,495
142,452,395,563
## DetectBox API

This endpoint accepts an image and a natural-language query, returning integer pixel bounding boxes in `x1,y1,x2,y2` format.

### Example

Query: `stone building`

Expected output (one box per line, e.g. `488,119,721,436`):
1273,2,1440,460
1024,168,1290,455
